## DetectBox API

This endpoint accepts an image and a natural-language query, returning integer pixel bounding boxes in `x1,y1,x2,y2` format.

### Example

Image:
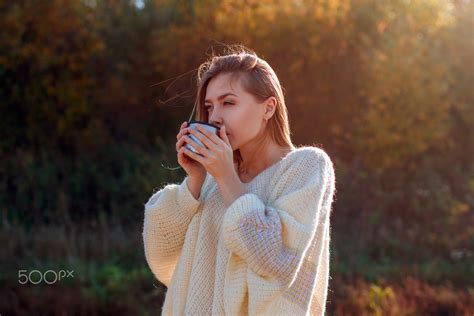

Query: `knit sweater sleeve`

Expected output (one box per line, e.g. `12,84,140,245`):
142,175,205,287
222,149,335,289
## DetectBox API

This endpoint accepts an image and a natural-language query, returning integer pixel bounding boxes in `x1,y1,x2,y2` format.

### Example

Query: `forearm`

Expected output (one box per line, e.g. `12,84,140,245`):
216,172,247,208
187,176,205,200
143,181,201,256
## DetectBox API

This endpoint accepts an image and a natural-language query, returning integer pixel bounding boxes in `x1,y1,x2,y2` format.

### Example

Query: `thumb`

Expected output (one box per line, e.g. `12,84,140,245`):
220,126,228,141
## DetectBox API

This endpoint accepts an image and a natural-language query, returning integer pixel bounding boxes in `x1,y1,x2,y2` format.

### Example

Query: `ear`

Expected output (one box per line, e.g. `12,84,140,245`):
263,97,277,120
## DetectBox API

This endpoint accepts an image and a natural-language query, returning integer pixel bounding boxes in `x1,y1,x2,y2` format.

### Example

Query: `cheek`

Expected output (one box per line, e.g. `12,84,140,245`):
226,106,261,142
232,106,260,127
229,129,253,148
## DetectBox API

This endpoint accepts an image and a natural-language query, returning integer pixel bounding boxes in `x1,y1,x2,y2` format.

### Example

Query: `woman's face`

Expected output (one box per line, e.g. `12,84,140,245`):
204,73,274,151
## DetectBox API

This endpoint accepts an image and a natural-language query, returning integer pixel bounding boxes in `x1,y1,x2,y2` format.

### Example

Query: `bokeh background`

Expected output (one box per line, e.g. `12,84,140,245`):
1,0,473,314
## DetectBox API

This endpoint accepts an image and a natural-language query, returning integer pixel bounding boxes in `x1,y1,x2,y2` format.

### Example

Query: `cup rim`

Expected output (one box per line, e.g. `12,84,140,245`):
187,120,221,131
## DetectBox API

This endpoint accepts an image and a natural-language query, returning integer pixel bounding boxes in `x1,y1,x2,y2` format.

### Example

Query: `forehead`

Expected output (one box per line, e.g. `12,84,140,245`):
205,73,246,98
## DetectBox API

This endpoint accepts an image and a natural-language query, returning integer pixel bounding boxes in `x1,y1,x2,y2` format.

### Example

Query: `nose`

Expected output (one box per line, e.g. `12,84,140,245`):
208,112,223,128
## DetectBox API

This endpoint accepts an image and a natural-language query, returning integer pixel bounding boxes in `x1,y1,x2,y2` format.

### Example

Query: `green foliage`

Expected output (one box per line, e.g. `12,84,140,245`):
368,284,395,316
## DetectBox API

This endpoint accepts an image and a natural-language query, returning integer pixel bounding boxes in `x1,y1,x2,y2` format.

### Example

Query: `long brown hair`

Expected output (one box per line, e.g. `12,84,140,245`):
189,45,295,168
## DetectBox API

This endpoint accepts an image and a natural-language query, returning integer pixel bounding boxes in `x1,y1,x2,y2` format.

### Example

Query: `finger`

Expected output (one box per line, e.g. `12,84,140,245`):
178,146,187,158
176,127,190,140
178,147,191,162
176,132,192,151
183,135,210,156
196,124,221,144
177,122,187,137
178,146,191,159
188,129,216,150
220,125,230,145
182,146,204,164
189,126,220,149
176,137,186,151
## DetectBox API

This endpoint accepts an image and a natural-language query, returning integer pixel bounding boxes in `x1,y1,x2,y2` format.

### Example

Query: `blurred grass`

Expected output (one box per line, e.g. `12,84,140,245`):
0,219,165,315
0,219,472,315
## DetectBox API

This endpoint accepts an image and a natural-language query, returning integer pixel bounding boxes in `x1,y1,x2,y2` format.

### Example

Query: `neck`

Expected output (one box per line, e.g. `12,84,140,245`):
236,139,293,176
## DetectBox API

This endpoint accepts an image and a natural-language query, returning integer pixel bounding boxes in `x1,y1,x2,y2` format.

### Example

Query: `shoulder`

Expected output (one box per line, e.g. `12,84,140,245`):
283,146,334,173
270,145,334,186
267,146,335,200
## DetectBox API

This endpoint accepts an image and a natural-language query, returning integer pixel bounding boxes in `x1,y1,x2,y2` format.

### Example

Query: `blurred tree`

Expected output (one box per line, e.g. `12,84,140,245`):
0,0,107,155
0,0,471,287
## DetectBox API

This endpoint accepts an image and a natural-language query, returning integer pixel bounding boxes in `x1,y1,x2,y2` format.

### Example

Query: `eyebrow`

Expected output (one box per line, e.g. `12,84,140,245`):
204,93,237,103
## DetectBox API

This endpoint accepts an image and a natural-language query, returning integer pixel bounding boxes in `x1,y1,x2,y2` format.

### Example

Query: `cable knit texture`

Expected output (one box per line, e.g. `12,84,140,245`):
143,146,336,315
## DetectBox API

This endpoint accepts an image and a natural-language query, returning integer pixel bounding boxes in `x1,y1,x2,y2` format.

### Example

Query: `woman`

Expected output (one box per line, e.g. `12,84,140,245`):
143,45,336,315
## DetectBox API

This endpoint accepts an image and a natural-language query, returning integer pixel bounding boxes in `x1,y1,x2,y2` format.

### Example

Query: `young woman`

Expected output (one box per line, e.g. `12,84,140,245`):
143,46,336,315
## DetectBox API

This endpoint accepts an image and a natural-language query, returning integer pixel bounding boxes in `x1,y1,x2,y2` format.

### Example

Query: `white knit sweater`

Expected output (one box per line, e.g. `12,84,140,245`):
143,146,336,315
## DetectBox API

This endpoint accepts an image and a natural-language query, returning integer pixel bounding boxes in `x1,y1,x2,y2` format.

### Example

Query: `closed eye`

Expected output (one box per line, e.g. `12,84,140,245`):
204,101,233,110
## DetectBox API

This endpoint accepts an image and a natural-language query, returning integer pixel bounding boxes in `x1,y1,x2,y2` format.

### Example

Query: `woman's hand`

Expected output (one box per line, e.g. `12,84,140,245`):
176,122,206,181
182,123,247,207
181,124,235,182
